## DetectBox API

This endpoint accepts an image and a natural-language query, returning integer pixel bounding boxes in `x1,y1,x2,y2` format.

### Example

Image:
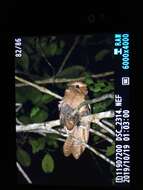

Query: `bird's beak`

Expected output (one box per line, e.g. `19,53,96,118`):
80,87,88,95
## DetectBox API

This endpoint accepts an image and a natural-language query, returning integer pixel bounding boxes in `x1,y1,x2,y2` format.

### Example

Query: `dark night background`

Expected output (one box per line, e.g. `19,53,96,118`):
4,2,142,189
16,33,115,186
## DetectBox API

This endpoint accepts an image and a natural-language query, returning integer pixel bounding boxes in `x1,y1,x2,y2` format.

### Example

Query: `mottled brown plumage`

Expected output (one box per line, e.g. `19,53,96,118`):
59,81,91,159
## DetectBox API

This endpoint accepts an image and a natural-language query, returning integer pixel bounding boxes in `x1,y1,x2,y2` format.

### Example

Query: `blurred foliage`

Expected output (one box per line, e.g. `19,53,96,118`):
92,134,100,143
106,143,115,157
85,74,114,96
16,35,115,178
42,153,54,173
17,147,31,167
85,73,114,113
95,49,110,62
29,137,46,154
16,86,55,124
30,108,48,123
85,73,114,160
81,35,94,46
16,37,66,77
16,86,43,104
28,134,59,155
45,134,59,149
36,38,65,57
56,65,85,78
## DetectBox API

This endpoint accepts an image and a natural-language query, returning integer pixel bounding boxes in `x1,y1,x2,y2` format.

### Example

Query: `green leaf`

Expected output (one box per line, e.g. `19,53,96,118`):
25,87,42,104
91,123,100,130
56,65,85,78
42,153,54,173
16,90,27,103
16,86,54,106
30,107,40,118
59,40,65,48
30,109,48,122
95,49,110,62
18,116,32,124
89,80,114,97
101,82,114,93
40,94,55,104
17,147,31,167
90,86,101,93
81,35,94,46
106,143,115,156
47,140,58,149
93,99,113,113
93,135,100,143
16,87,42,104
29,137,46,154
43,40,65,56
45,134,59,148
55,48,63,55
48,42,58,56
85,77,94,86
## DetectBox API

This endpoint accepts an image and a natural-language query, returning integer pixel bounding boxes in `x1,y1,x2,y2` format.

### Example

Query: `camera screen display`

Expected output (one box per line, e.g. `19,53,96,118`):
15,33,130,186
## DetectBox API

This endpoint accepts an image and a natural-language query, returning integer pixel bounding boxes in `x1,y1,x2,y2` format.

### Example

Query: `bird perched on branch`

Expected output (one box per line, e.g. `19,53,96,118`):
59,81,91,159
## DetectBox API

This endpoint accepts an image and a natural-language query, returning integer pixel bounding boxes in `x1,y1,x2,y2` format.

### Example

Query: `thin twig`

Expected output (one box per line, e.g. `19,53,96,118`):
56,137,65,142
36,37,55,76
93,111,115,120
89,128,113,143
16,71,114,87
56,36,80,75
95,120,115,136
85,144,115,166
16,162,32,184
15,75,62,100
101,119,115,129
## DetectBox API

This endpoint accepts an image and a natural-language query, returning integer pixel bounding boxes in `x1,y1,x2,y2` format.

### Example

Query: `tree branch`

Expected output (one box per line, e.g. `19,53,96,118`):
16,162,32,184
16,110,115,166
16,111,114,140
16,71,114,87
94,120,115,136
16,111,113,131
18,127,115,166
15,76,62,100
101,119,115,129
89,128,113,143
85,144,115,166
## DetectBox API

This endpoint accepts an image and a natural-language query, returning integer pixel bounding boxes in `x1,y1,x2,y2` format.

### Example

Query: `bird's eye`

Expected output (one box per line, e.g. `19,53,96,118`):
75,85,79,88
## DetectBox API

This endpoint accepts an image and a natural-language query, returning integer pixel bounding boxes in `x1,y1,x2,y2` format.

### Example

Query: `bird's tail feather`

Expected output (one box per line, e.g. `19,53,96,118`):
63,125,90,159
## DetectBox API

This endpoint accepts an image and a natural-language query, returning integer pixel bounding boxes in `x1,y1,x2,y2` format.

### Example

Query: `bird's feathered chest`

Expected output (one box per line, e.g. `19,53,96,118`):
63,88,85,108
59,87,90,130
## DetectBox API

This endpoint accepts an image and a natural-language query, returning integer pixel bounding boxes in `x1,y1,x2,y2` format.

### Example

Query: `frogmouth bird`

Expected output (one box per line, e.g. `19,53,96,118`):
59,81,91,159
